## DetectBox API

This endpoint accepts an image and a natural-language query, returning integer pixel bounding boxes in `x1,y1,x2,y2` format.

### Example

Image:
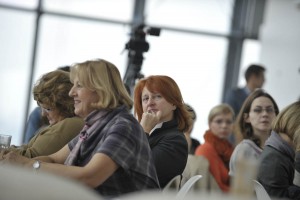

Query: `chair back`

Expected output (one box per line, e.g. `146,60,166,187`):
181,155,221,192
253,180,271,200
176,175,202,199
162,174,182,193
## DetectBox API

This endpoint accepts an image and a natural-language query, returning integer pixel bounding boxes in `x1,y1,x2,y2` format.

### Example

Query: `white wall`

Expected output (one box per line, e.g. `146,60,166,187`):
260,0,300,110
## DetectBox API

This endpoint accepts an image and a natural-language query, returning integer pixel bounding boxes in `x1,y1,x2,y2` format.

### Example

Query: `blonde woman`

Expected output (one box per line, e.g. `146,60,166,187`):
1,59,159,197
195,104,235,192
257,101,300,200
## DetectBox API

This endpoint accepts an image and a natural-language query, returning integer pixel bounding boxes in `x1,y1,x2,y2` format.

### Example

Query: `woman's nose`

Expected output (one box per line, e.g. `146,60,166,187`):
147,97,155,105
69,87,75,97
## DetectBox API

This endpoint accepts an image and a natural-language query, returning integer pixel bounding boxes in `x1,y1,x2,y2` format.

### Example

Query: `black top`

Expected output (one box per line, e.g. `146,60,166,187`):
257,132,300,200
148,119,188,188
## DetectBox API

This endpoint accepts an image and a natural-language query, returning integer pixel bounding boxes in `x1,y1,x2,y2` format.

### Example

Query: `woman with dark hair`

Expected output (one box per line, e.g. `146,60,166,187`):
229,89,279,177
133,75,192,188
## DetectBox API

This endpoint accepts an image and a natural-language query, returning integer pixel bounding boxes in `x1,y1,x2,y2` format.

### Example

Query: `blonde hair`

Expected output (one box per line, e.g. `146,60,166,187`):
208,103,235,124
70,59,133,110
272,101,300,151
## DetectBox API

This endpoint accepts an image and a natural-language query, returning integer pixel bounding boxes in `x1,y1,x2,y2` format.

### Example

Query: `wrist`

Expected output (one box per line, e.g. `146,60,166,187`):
32,160,41,172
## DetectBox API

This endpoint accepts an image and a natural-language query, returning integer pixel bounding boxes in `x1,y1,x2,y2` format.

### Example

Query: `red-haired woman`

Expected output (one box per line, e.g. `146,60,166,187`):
134,75,193,188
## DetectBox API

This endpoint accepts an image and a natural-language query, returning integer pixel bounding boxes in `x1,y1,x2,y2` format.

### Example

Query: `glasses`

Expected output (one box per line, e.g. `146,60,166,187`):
212,119,233,125
41,107,52,113
252,107,275,114
37,102,53,113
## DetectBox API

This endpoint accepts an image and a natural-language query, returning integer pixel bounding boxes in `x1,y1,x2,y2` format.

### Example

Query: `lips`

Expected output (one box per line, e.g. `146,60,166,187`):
261,121,269,124
74,100,80,105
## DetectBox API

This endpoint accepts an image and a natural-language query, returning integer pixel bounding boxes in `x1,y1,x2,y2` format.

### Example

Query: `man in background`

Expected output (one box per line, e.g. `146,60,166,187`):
224,64,266,116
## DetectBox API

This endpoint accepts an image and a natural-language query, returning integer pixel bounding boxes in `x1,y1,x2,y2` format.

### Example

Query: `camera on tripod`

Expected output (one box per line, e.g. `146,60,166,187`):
125,24,160,65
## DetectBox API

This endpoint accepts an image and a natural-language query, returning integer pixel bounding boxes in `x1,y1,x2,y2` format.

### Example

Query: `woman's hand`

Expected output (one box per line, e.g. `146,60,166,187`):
140,110,162,134
0,151,33,167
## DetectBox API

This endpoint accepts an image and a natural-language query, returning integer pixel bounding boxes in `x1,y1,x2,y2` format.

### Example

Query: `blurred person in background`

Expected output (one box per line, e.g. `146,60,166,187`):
229,89,279,177
195,104,235,192
184,103,201,154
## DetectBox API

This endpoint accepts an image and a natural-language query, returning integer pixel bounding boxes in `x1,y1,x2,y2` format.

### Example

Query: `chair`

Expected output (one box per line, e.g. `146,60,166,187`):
176,175,202,199
162,174,182,193
253,180,271,200
181,155,221,193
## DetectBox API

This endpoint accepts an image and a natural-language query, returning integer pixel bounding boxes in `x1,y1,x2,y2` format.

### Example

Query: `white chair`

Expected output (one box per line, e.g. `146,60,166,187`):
176,175,202,199
181,155,221,192
162,174,182,193
253,180,271,200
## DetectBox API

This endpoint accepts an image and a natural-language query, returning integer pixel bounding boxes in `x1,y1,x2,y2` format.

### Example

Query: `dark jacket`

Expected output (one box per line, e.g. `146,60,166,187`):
257,131,300,200
148,119,188,188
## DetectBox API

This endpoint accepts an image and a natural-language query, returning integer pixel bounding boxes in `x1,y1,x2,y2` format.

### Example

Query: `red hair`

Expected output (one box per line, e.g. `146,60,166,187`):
133,75,192,132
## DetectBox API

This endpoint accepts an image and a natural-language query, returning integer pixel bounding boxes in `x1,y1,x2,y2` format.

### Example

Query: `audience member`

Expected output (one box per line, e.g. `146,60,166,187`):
257,101,300,200
195,104,235,192
133,75,192,188
224,64,266,145
24,66,71,143
229,89,279,177
1,59,159,197
184,103,201,154
2,70,84,158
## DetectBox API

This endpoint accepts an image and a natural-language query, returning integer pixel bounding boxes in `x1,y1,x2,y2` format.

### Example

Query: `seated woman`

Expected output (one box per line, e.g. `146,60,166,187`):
4,69,84,158
195,104,235,192
133,75,192,188
257,100,300,200
23,66,70,143
1,59,159,197
229,89,279,177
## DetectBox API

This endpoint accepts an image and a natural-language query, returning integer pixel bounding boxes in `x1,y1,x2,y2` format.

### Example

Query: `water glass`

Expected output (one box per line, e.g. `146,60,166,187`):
0,134,12,149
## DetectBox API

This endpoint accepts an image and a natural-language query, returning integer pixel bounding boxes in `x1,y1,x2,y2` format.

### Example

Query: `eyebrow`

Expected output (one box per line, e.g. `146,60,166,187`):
253,105,273,108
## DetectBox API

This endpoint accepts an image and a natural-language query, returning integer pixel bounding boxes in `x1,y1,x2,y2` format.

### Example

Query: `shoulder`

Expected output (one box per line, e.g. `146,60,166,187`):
236,140,257,150
62,117,84,124
59,117,84,129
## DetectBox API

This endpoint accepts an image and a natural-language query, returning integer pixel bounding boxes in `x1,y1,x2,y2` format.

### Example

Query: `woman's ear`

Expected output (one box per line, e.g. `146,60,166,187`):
172,104,176,111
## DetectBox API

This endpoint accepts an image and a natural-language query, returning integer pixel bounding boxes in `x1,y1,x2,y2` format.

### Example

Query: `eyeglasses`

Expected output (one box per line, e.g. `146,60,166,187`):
37,102,53,113
252,107,275,114
212,119,233,125
41,107,52,113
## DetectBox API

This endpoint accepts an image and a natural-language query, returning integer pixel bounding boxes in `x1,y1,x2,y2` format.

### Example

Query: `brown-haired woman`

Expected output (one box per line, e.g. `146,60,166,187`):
229,89,279,177
2,69,84,158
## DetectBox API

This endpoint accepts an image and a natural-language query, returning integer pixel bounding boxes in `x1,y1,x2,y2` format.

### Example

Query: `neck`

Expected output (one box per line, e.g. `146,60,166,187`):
255,130,270,149
246,83,256,92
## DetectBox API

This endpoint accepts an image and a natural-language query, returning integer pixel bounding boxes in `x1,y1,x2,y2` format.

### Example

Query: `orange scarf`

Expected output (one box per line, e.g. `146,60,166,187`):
204,130,233,169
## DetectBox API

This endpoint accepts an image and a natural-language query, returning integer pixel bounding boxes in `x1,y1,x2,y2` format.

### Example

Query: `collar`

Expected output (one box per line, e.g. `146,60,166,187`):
149,122,163,135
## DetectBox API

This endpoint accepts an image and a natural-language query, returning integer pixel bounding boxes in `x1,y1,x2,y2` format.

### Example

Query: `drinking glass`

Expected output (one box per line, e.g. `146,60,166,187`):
0,134,12,149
